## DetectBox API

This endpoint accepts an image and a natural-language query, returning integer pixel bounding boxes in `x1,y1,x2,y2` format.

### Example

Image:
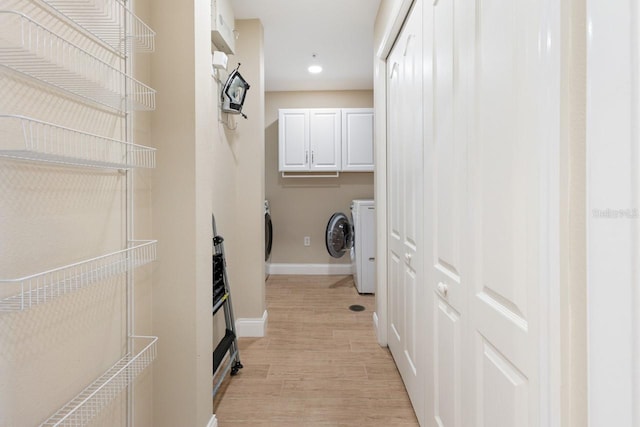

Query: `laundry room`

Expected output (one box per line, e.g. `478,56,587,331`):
264,90,375,277
3,0,636,422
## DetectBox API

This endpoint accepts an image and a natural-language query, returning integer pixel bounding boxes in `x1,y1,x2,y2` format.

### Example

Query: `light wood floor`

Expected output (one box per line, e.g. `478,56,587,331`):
213,274,419,426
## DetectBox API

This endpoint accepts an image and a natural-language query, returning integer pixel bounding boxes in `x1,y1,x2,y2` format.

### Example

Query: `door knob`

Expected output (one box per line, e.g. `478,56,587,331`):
437,282,448,297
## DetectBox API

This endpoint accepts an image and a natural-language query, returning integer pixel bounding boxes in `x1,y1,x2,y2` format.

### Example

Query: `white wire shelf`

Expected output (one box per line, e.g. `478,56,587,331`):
45,0,155,54
0,114,156,169
40,335,158,427
0,10,156,111
0,240,157,312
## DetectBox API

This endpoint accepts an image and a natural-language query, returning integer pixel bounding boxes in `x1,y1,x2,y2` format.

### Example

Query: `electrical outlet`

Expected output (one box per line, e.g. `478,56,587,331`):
304,236,311,246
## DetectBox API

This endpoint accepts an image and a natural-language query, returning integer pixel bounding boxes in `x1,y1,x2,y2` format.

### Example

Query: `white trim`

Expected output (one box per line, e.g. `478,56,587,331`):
267,263,353,275
373,0,414,350
373,311,379,334
235,310,268,338
206,415,217,427
586,0,638,425
376,0,415,59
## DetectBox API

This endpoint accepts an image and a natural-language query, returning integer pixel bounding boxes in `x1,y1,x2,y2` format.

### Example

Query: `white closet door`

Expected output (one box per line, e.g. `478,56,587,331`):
423,0,559,425
428,0,469,425
387,1,425,424
466,0,555,425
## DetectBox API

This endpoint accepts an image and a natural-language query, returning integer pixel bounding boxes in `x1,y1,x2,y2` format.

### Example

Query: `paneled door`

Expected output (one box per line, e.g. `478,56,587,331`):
387,0,425,424
468,0,556,424
426,0,470,425
424,0,559,425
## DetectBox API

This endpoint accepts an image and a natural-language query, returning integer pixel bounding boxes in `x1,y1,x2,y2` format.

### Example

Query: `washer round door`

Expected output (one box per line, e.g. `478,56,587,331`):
265,211,273,261
325,212,353,258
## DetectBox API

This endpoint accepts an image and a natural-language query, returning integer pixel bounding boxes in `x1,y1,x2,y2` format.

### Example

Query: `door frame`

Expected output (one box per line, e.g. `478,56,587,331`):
586,0,640,424
373,0,562,424
373,0,414,347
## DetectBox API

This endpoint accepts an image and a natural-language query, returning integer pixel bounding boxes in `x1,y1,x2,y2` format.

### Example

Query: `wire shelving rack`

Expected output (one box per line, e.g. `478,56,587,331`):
44,0,155,54
0,10,156,111
0,240,157,312
0,114,156,169
39,336,158,427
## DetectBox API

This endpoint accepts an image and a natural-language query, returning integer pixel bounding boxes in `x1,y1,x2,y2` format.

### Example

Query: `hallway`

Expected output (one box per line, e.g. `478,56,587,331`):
214,275,419,426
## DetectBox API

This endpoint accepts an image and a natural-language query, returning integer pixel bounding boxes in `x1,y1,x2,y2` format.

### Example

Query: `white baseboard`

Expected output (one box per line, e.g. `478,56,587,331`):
206,415,217,427
373,311,379,331
235,310,268,337
267,263,353,275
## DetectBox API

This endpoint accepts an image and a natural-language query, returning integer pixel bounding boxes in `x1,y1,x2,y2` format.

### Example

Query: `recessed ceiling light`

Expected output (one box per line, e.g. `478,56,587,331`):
308,53,322,74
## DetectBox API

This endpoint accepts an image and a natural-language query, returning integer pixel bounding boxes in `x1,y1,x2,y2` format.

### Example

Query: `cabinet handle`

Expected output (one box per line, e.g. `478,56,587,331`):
305,150,308,164
311,151,314,164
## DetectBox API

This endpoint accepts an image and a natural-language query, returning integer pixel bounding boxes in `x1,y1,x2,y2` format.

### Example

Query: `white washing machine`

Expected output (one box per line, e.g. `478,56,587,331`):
325,199,375,294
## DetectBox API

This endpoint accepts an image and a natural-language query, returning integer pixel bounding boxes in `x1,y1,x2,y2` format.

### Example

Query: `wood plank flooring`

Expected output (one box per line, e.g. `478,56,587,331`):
213,275,419,426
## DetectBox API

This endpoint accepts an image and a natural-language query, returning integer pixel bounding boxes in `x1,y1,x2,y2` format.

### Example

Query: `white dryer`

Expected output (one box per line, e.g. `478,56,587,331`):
325,199,375,294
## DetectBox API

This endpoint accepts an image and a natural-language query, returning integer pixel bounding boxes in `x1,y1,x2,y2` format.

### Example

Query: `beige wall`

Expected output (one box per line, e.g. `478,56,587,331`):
150,10,265,426
265,91,374,265
149,1,268,426
150,0,211,425
226,19,266,320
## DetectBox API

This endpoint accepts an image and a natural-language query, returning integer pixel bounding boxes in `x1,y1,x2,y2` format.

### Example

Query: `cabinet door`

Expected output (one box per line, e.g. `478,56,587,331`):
342,108,374,171
309,109,341,171
279,109,309,171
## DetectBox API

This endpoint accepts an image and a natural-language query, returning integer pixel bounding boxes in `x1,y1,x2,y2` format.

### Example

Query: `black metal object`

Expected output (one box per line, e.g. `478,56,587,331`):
349,304,365,312
212,253,225,311
212,214,243,398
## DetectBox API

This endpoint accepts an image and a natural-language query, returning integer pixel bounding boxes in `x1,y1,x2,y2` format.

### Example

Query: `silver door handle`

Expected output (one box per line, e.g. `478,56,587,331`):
311,151,315,163
305,151,308,163
368,257,375,261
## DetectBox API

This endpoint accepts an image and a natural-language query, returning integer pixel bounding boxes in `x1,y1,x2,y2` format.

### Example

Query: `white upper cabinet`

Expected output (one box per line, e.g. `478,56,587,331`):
341,108,374,171
279,108,341,172
278,108,373,173
309,109,341,171
278,109,309,171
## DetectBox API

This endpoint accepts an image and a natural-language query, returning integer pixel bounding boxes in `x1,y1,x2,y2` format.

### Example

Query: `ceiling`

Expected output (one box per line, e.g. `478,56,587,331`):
231,0,381,92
